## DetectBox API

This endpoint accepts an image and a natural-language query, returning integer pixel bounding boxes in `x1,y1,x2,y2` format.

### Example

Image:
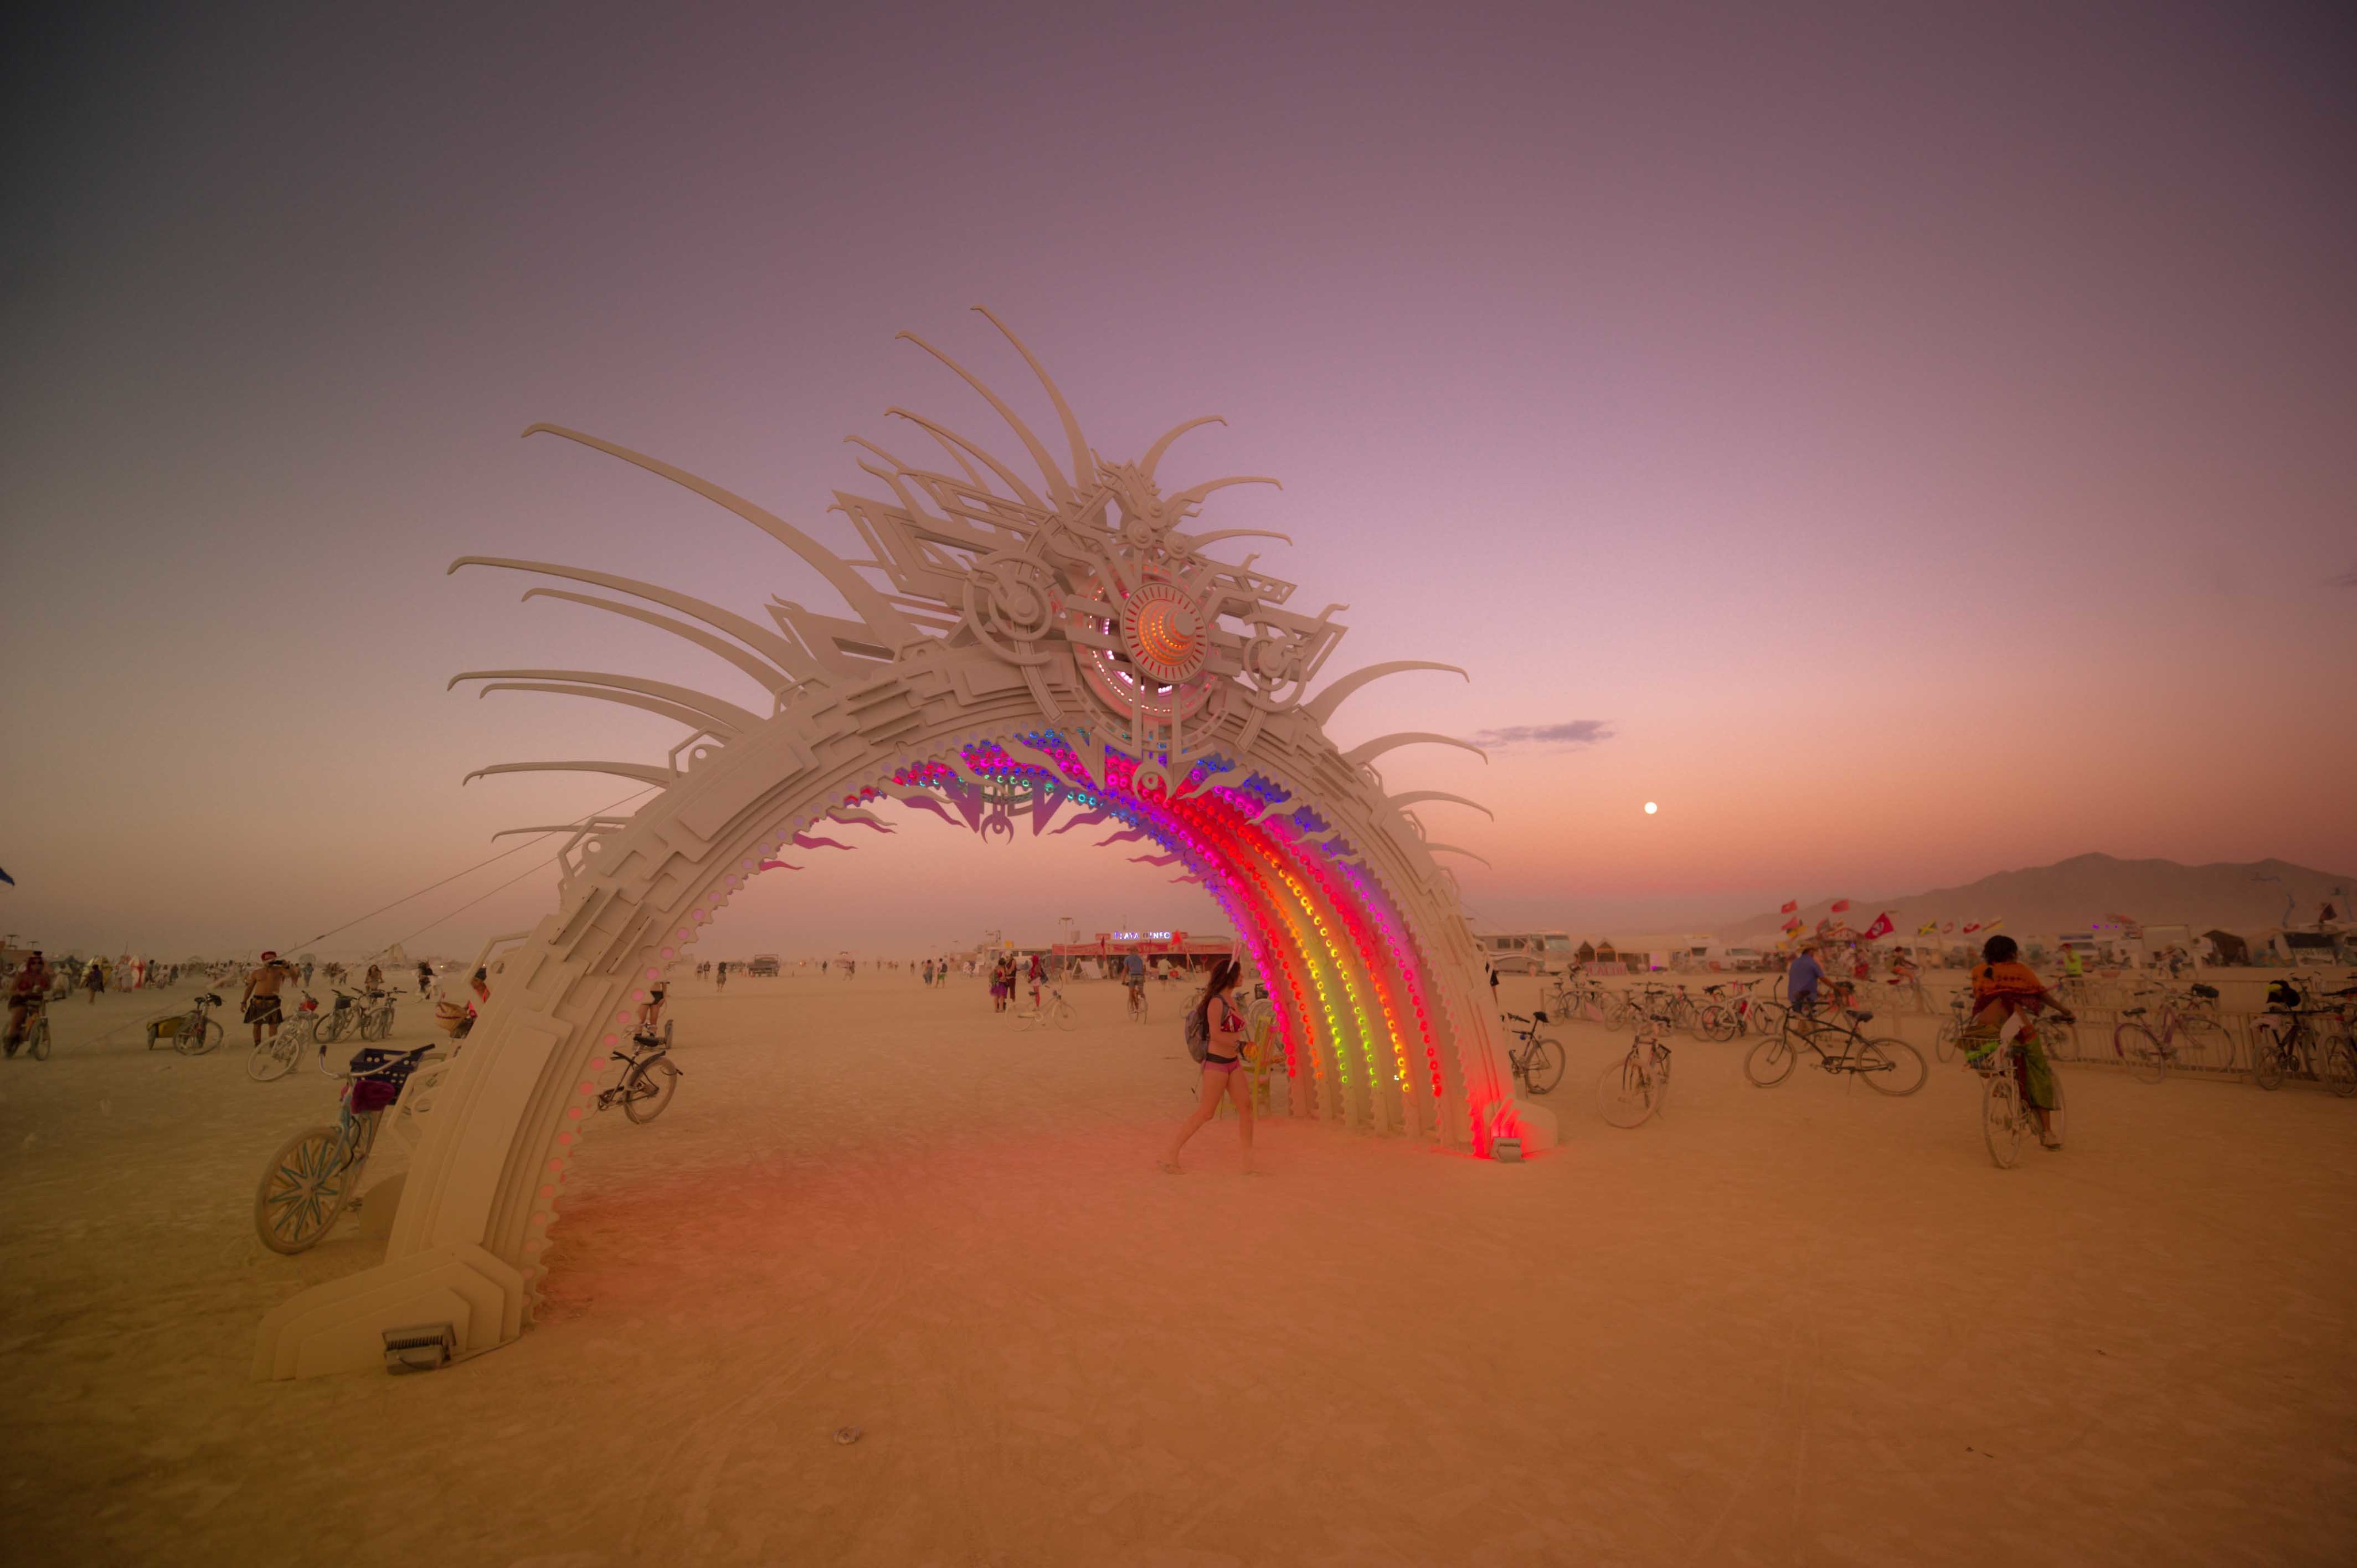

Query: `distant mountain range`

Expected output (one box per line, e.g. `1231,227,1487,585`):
1723,854,2354,943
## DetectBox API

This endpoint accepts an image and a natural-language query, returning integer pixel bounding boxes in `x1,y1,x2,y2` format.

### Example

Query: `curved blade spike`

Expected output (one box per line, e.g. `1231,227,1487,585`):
471,682,742,740
1164,475,1282,512
451,556,816,682
1138,414,1226,483
464,761,677,788
756,860,803,872
971,306,1093,498
1340,733,1490,769
1387,790,1496,821
448,669,761,734
1178,529,1295,550
1049,808,1113,835
897,423,989,492
1128,852,1183,867
824,804,896,833
1424,844,1494,869
1302,662,1470,726
886,409,1046,510
893,333,1075,507
1097,827,1150,847
792,833,856,852
844,434,918,472
520,425,918,648
520,589,794,699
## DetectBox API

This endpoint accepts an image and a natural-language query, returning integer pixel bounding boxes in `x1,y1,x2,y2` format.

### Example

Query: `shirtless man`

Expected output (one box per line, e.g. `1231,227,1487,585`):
242,951,294,1048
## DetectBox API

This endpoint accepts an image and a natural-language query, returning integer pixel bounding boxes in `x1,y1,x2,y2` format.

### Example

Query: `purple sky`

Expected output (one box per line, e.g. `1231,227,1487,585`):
3,2,2352,958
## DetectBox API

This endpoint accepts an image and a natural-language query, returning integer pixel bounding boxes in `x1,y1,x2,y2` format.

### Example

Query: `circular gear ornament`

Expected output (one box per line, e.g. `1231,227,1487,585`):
1120,580,1209,685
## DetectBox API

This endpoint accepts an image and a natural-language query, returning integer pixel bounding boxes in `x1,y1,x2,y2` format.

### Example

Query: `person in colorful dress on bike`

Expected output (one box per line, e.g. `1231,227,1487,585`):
1967,935,2076,1151
6,952,49,1056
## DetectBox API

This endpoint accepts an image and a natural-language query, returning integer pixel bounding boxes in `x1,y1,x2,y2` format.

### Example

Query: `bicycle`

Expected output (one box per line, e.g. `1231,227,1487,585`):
5,994,53,1060
596,1020,683,1123
1966,1028,2069,1169
1598,1008,1672,1127
311,987,395,1046
2110,990,2223,1084
246,995,320,1082
1503,1011,1565,1095
254,1043,436,1254
1013,985,1078,1031
1126,982,1149,1024
146,992,226,1055
2250,986,2357,1097
1695,981,1757,1042
1744,1004,1927,1095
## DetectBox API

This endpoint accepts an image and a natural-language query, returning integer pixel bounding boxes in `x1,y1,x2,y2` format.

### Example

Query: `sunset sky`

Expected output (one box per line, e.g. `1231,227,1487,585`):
3,2,2352,959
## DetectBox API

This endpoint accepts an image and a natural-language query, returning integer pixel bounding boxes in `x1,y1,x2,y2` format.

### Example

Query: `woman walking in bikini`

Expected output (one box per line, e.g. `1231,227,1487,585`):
1162,958,1253,1174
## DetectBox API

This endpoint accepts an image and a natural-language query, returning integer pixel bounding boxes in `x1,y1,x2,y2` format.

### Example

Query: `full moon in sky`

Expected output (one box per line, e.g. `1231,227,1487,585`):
1644,801,1658,815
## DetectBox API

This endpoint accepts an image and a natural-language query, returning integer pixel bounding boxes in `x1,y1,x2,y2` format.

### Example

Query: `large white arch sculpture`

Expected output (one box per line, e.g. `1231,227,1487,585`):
255,311,1540,1379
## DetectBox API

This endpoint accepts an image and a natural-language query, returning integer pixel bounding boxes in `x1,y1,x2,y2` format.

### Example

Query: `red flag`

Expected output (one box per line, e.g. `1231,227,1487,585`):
1862,912,1893,940
1781,917,1803,933
1780,899,1799,914
1830,899,1851,914
1962,921,1981,934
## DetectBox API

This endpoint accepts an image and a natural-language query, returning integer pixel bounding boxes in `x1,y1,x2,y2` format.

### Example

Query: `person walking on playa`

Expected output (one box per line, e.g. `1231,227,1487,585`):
1966,936,2076,1150
1162,957,1252,1174
417,960,433,995
1787,943,1828,1015
83,956,106,1004
242,951,293,1049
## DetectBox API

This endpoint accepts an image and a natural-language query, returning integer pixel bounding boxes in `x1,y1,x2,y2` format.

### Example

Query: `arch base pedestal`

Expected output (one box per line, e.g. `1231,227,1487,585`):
253,1245,525,1380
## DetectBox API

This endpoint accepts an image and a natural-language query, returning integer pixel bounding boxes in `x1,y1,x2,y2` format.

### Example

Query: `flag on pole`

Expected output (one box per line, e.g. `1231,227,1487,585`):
1982,916,2004,932
1917,921,1939,935
1780,899,1799,914
1781,917,1803,933
1862,912,1894,940
1830,899,1851,913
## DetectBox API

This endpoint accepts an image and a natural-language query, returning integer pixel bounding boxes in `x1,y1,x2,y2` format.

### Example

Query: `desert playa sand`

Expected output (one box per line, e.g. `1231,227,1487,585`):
4,974,2353,1567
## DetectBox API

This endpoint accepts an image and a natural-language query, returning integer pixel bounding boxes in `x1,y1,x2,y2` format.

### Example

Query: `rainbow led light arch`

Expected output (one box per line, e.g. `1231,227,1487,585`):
255,311,1538,1379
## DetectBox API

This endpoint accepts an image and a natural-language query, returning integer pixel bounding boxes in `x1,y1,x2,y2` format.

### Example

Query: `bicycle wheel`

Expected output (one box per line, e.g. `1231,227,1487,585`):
2252,1037,2285,1091
2112,1023,2166,1085
312,1009,347,1046
28,1017,51,1060
176,1017,224,1056
1698,1005,1738,1043
254,1126,356,1254
356,1008,383,1043
2039,1017,2080,1062
1934,1020,1961,1063
1597,1054,1656,1128
1982,1075,2023,1169
2322,1039,2357,1100
1602,997,1631,1031
1744,1033,1796,1087
247,1029,304,1082
623,1058,680,1123
1857,1038,1927,1096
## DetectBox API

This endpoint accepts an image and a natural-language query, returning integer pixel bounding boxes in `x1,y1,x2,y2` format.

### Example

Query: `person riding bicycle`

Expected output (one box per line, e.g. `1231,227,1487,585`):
636,976,669,1040
6,952,49,1055
1890,949,1920,989
1966,935,2076,1150
1123,950,1146,1010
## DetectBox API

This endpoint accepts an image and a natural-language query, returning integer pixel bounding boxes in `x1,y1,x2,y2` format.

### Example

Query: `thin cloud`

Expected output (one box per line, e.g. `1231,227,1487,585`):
1469,720,1614,749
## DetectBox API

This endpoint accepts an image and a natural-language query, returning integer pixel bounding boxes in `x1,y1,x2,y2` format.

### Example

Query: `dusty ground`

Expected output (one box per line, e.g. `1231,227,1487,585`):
3,972,2353,1567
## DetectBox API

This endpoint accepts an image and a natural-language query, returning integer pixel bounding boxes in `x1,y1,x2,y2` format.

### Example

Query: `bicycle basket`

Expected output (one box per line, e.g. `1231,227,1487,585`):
344,1047,426,1112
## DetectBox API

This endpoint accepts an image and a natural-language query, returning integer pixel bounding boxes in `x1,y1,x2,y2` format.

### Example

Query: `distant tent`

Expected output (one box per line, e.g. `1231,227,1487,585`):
2203,929,2251,964
1575,941,1596,963
1593,941,1619,964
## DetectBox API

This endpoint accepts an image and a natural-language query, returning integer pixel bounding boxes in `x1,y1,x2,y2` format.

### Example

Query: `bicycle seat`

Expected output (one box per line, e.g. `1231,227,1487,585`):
2190,984,2218,998
1531,1009,1549,1024
199,993,222,1005
1844,1009,1873,1024
2122,1005,2148,1017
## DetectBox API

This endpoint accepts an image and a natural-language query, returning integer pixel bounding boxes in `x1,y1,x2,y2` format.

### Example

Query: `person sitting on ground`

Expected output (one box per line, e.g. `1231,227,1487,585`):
1967,935,2076,1151
242,952,293,1048
6,952,49,1054
1162,957,1253,1174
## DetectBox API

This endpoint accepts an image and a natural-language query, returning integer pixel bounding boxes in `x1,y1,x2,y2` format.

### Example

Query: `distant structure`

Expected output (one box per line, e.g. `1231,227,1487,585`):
256,311,1527,1378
